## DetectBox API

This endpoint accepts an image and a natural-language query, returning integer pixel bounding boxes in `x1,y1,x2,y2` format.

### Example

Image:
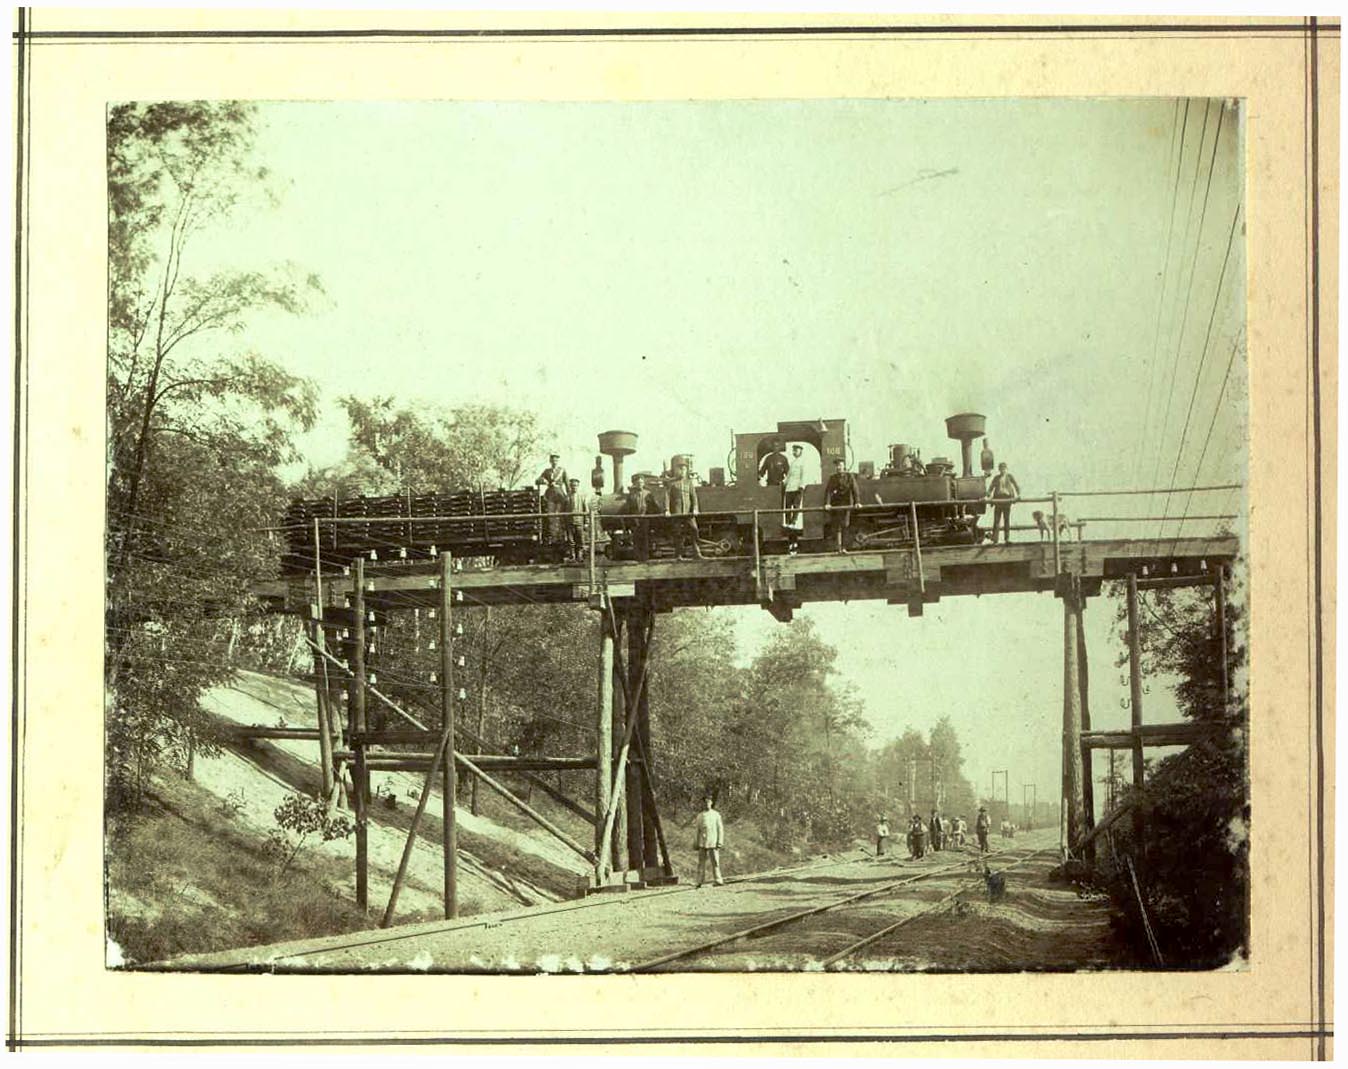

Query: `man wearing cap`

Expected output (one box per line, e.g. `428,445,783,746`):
988,462,1020,544
564,478,588,562
781,444,807,554
535,453,569,548
666,459,703,560
975,805,991,853
758,439,790,487
823,457,860,553
623,473,661,561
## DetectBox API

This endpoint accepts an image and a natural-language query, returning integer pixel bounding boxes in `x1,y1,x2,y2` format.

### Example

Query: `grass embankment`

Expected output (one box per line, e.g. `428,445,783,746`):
106,773,371,966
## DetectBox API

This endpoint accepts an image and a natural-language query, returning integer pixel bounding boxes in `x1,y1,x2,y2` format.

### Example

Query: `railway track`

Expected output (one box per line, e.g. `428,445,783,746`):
192,846,886,970
630,846,1051,973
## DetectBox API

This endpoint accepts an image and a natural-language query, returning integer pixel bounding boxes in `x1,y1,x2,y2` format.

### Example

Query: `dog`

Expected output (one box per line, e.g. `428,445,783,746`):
1032,509,1072,541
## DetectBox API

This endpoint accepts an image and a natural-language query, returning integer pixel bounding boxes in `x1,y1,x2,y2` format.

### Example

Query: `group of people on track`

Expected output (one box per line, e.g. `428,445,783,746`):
874,806,993,860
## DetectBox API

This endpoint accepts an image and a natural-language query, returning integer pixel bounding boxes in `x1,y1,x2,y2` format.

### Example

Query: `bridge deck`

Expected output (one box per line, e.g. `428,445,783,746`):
254,535,1238,614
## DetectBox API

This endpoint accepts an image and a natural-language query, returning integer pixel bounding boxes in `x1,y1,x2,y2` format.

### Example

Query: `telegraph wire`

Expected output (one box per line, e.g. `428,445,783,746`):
1157,198,1243,541
1132,99,1188,488
1146,99,1215,505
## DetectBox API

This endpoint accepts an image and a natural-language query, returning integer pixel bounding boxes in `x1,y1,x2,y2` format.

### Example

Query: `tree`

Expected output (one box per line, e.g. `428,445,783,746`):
1103,572,1248,965
105,102,319,806
334,396,543,493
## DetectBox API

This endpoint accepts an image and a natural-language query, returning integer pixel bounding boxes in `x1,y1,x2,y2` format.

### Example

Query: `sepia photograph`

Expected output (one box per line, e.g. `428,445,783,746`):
103,95,1250,975
9,8,1334,1056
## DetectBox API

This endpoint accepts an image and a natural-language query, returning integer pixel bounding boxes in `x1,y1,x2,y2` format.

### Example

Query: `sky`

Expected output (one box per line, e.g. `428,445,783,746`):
189,97,1246,807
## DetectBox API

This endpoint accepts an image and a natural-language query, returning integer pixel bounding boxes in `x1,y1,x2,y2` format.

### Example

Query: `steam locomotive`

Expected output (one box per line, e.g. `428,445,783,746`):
281,413,992,572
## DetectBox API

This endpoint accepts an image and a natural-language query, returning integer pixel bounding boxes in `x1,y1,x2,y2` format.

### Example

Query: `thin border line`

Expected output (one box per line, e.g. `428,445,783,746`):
8,6,26,1056
1307,15,1326,1064
8,23,1336,42
5,11,1332,1053
7,1028,1336,1050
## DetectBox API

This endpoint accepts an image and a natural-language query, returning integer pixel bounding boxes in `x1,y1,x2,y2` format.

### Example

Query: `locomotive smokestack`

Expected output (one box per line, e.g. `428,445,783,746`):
944,413,987,478
598,430,638,490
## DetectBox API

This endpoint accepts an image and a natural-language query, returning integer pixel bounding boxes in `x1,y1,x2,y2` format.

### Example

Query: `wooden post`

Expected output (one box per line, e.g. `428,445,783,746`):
311,520,336,805
626,604,649,871
440,552,457,919
1061,578,1086,853
596,604,615,879
1126,573,1146,847
1214,567,1229,708
909,502,925,594
611,608,629,872
309,619,336,805
752,510,763,601
1051,491,1062,574
352,557,368,911
1076,594,1096,860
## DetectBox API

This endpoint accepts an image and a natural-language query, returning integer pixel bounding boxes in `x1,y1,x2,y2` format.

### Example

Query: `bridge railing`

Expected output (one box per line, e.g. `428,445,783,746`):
260,481,1243,601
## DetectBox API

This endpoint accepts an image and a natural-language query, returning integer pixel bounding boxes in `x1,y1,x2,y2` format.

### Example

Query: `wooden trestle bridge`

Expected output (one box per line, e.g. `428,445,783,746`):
247,491,1240,927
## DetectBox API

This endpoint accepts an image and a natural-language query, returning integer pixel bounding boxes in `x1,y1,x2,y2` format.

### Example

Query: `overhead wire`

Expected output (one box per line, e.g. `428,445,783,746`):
1157,197,1243,541
1146,99,1215,512
1132,99,1189,489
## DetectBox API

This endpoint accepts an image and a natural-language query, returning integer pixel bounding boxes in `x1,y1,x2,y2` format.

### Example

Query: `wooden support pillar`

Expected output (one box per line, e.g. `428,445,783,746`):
352,557,369,911
1126,574,1147,855
1076,593,1096,861
1061,577,1087,854
611,608,629,872
309,617,336,805
440,552,458,919
625,604,649,871
628,604,659,871
595,605,615,879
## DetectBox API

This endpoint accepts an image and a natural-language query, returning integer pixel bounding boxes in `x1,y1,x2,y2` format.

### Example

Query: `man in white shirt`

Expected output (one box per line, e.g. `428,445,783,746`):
781,444,807,554
693,795,725,886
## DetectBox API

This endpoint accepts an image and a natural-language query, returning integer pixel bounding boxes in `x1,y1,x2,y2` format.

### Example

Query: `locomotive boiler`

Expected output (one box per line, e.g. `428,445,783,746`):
281,413,992,571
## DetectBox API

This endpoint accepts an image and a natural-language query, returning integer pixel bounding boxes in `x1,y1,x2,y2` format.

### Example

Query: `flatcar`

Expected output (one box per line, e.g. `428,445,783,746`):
281,412,992,572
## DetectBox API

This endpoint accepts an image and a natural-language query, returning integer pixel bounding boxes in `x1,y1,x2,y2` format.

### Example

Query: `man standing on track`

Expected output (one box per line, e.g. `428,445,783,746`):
976,805,991,853
694,795,725,887
876,815,890,858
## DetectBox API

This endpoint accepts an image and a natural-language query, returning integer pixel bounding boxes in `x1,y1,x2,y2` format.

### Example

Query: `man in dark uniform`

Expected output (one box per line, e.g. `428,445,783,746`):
988,462,1021,544
534,453,569,548
590,454,606,493
666,459,703,560
623,474,661,561
975,805,991,853
758,439,790,487
564,478,587,561
823,457,860,553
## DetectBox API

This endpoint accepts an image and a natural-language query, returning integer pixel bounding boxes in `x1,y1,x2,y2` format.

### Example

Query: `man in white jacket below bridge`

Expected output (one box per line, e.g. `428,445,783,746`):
693,795,725,887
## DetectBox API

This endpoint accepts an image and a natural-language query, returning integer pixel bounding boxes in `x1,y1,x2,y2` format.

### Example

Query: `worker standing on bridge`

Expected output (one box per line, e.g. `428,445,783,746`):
876,816,890,858
988,462,1020,544
694,795,725,887
667,459,703,560
624,474,661,562
759,439,790,487
976,806,991,853
535,453,570,548
564,478,587,562
823,457,860,553
782,444,807,554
